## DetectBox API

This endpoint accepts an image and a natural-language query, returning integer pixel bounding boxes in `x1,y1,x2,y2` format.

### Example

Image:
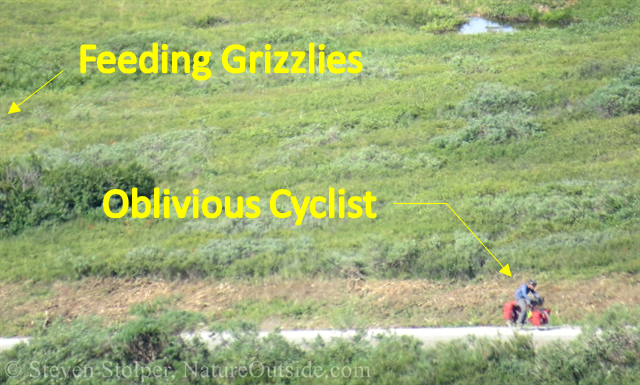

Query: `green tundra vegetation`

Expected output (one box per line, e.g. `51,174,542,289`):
2,0,639,282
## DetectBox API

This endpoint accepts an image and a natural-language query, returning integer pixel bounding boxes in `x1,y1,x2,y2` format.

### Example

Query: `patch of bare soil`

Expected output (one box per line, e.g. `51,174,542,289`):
351,275,640,325
1,274,638,336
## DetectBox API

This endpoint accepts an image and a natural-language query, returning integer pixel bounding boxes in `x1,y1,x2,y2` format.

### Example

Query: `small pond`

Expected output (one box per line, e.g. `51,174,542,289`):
459,17,516,34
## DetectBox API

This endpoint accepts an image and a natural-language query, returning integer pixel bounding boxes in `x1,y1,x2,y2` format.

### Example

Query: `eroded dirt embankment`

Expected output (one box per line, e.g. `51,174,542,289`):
1,275,639,336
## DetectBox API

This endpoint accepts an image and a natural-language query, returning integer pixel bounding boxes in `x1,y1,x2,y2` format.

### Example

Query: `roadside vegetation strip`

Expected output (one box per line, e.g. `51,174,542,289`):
1,307,638,384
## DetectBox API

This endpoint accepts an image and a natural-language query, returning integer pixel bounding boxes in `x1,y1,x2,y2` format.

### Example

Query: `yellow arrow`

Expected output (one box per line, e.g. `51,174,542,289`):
7,70,63,114
393,202,511,276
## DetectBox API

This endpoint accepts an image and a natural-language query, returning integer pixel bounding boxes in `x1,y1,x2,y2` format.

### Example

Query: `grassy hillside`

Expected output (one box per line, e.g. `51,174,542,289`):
1,0,639,284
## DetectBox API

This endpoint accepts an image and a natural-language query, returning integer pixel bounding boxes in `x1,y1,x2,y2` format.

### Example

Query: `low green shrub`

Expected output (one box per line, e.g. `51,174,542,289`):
436,113,541,146
420,7,466,34
41,162,154,215
0,156,41,235
67,237,314,280
40,128,219,180
455,83,535,118
540,9,574,25
0,157,155,235
485,1,541,22
590,66,640,117
433,83,540,147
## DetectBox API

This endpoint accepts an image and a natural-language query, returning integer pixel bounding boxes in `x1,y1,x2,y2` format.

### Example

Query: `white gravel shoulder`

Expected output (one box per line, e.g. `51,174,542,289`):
190,326,582,349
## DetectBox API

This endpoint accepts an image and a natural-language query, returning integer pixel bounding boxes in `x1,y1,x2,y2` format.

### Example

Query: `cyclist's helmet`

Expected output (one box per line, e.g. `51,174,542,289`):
528,279,537,287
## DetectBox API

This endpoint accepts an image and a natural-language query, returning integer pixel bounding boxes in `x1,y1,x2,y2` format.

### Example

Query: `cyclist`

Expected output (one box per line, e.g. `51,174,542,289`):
515,279,540,327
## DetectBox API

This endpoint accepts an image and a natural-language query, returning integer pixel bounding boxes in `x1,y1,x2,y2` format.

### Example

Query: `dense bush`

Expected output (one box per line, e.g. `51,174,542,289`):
455,83,535,118
433,83,540,147
41,162,154,215
590,66,640,117
420,7,466,34
540,9,574,25
436,112,541,146
0,156,41,235
0,157,155,235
